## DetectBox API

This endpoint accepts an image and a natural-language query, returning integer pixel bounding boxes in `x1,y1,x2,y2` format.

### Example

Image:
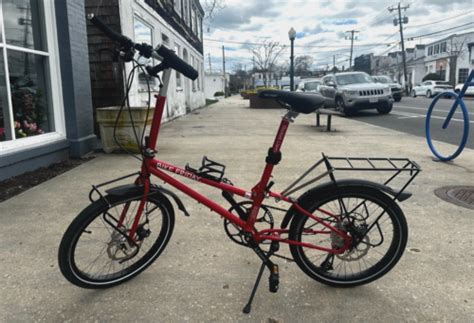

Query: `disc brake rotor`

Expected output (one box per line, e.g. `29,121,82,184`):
336,235,371,261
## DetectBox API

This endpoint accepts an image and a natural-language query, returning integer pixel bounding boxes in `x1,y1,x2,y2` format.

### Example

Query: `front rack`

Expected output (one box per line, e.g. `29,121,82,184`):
280,154,421,200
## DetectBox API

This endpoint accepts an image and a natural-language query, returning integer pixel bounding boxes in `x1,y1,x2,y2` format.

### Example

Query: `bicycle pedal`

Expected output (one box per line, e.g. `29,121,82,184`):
269,265,279,293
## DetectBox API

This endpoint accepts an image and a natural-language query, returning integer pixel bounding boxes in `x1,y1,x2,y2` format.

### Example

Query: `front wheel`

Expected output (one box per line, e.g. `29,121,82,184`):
336,97,354,116
58,192,175,288
377,104,392,115
289,185,408,287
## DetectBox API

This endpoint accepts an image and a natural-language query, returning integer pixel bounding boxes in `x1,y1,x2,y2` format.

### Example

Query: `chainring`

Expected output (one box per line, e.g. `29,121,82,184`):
223,201,274,247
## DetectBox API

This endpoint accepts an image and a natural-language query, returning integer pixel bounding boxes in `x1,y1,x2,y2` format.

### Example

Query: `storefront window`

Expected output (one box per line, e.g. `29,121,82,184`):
0,0,52,142
0,55,9,141
3,0,46,51
8,50,51,138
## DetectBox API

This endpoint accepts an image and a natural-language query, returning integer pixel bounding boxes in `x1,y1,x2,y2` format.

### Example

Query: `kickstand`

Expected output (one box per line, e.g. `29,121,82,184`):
242,262,266,314
242,242,280,314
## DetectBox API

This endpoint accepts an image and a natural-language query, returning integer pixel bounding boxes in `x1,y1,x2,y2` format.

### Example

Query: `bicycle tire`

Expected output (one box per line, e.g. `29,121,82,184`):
289,184,408,287
58,192,174,288
425,91,469,161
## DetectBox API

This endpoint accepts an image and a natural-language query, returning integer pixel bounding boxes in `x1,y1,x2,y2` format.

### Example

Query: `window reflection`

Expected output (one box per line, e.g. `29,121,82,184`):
8,50,52,139
0,55,10,141
134,18,153,85
3,0,45,51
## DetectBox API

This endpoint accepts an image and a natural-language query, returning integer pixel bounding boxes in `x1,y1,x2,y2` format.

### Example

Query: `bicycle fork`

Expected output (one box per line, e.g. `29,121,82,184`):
243,239,280,314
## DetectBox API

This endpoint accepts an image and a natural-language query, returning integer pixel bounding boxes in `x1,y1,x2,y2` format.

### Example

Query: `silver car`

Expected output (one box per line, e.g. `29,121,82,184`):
319,72,393,115
373,75,403,102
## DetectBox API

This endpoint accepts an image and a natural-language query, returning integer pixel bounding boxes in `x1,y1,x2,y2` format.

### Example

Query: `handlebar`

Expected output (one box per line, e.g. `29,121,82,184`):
87,13,198,81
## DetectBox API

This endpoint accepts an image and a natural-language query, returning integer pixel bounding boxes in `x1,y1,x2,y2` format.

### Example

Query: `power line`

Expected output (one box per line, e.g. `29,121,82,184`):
204,37,392,48
406,22,474,40
406,11,473,29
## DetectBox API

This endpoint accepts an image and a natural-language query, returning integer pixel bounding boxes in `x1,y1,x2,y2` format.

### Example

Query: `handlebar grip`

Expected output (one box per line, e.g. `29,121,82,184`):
87,13,133,48
156,45,199,80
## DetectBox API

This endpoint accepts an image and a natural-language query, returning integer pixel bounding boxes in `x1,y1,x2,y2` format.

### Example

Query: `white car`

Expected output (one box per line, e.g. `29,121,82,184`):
296,78,322,93
455,83,474,96
411,80,454,98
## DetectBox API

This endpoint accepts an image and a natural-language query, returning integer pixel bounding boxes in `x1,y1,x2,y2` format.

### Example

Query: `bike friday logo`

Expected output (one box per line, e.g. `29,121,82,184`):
156,161,202,181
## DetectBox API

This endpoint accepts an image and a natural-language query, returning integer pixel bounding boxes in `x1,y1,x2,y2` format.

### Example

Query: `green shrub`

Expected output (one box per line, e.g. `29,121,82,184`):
206,99,218,106
214,91,224,97
422,73,442,82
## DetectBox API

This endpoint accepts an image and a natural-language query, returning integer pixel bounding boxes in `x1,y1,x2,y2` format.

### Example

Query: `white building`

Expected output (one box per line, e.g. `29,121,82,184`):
424,32,474,84
204,72,228,98
87,0,206,122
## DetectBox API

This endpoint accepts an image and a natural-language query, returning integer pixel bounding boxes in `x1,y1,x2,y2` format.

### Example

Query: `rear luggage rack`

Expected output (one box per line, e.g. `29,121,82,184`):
280,154,421,200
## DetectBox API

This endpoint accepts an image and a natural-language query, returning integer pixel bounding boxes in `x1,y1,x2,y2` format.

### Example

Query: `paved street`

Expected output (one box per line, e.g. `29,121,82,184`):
1,96,473,322
351,96,474,150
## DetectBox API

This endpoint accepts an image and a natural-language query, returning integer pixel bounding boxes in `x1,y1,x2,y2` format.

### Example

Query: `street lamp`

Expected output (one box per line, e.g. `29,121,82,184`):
288,27,296,91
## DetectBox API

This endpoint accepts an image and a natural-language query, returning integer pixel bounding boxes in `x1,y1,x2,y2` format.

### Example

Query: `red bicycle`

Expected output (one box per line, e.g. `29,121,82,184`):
58,15,421,313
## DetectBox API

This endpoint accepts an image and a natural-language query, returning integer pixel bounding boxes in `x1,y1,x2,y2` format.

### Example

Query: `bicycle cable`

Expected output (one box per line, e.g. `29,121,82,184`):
112,60,152,161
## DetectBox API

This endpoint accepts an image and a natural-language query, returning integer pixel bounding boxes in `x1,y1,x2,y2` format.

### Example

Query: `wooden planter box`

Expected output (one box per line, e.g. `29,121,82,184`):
96,106,155,153
241,91,253,100
249,94,282,109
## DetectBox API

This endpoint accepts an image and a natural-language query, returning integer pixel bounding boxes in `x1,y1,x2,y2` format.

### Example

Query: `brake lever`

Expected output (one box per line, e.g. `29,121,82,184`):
119,47,135,62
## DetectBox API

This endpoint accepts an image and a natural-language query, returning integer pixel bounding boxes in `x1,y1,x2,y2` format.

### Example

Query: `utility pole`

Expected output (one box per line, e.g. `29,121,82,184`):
389,2,410,95
333,55,336,71
208,53,212,73
222,45,227,97
252,56,255,88
345,30,359,70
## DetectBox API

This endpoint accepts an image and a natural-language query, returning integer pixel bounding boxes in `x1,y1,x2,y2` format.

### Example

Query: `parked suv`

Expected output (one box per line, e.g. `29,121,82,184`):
319,72,393,115
411,80,454,98
372,75,403,102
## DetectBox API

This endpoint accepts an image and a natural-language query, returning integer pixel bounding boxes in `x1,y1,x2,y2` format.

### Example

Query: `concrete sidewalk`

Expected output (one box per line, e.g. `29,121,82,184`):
1,96,473,322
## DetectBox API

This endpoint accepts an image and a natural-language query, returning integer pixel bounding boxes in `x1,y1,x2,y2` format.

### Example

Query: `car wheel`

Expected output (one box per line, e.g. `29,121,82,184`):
394,96,402,102
336,97,353,116
377,105,392,115
427,90,432,98
411,90,417,97
455,89,460,93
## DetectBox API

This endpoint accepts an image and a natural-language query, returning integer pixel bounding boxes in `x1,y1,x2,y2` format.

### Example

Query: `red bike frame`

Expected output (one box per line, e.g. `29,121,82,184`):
127,69,351,254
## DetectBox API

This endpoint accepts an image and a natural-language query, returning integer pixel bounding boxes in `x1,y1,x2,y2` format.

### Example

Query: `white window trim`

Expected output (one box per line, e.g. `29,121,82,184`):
0,1,65,155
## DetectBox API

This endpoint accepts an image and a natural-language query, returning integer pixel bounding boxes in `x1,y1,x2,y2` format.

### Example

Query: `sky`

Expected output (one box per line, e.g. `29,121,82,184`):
203,0,474,73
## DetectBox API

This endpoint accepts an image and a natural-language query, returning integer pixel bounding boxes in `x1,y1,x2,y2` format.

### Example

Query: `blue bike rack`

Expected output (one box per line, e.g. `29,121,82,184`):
425,70,473,161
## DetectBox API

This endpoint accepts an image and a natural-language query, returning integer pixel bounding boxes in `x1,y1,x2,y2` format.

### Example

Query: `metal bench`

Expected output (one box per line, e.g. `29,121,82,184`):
315,108,343,131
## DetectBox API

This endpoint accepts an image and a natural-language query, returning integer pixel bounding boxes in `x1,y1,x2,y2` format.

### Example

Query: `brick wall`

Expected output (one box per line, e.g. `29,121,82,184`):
85,0,125,131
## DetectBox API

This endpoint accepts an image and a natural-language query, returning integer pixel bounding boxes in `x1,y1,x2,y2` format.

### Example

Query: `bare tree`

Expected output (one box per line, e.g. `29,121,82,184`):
447,37,466,85
294,55,314,76
201,0,225,19
250,41,286,87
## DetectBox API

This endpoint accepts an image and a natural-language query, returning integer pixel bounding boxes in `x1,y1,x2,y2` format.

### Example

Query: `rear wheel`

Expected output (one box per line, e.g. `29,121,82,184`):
289,185,408,287
58,192,174,288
